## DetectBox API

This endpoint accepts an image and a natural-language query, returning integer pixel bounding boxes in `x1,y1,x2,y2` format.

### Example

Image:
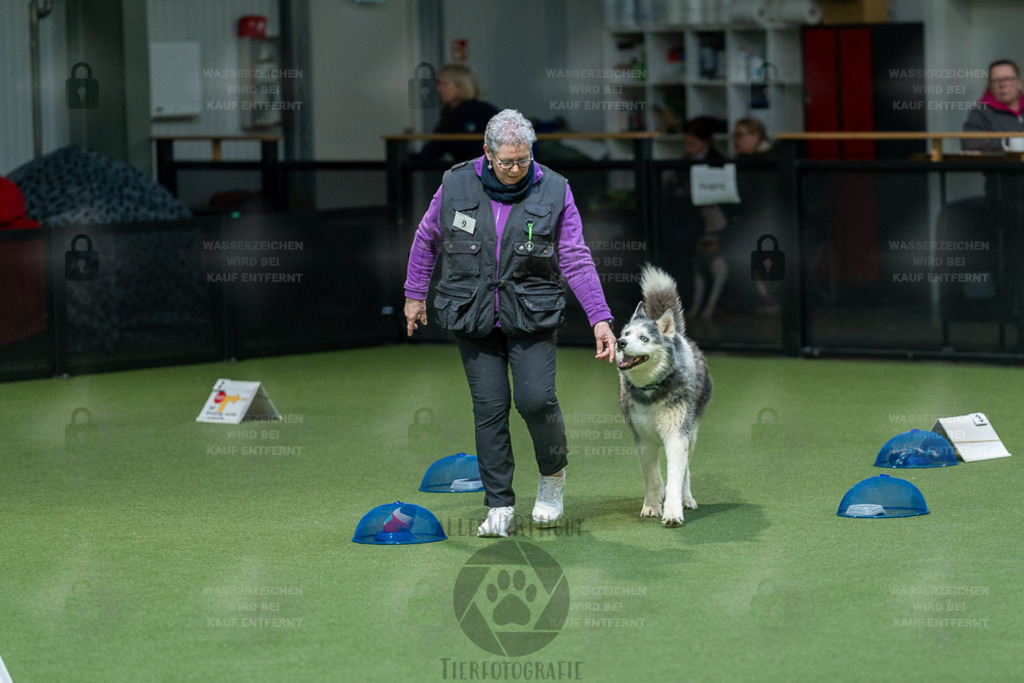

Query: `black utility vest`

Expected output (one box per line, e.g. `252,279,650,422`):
433,161,568,338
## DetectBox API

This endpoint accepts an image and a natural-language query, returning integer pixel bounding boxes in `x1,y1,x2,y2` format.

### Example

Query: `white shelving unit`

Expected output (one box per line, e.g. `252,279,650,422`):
602,16,806,158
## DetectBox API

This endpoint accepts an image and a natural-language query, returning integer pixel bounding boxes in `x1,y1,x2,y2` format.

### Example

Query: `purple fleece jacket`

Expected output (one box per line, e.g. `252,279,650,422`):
404,156,613,328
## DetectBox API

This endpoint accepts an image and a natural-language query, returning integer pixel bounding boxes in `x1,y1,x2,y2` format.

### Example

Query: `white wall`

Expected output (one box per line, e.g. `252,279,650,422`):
146,0,280,161
890,0,1024,144
10,0,1024,174
308,0,417,160
441,0,567,125
438,0,606,133
1,1,69,176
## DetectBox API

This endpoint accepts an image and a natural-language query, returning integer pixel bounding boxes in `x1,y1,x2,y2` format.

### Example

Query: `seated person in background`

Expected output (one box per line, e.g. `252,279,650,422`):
414,64,499,162
730,117,782,313
682,116,728,318
962,60,1024,345
732,117,777,159
962,59,1024,153
683,115,725,162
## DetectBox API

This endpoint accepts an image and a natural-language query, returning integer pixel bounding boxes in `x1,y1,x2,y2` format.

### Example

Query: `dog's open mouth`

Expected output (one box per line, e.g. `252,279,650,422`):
617,353,649,370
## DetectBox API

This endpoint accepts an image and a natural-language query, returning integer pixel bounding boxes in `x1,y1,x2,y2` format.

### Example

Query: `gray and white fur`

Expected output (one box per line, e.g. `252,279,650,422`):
615,264,713,526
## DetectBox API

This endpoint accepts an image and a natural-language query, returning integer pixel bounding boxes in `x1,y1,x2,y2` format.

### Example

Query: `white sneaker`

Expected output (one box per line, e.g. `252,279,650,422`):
532,473,565,527
477,506,516,538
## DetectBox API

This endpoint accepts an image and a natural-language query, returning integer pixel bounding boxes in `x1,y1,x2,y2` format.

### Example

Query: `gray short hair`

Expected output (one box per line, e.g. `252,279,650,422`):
484,109,537,151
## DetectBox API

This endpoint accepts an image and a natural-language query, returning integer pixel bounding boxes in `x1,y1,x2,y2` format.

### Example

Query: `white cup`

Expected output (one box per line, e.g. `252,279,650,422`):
1002,137,1024,152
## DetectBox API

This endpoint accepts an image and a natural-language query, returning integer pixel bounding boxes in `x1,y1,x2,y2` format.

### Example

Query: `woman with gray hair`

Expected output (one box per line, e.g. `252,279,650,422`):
404,108,617,538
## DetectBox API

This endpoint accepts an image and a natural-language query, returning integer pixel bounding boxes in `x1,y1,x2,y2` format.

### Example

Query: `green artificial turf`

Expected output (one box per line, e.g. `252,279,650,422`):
1,345,1022,682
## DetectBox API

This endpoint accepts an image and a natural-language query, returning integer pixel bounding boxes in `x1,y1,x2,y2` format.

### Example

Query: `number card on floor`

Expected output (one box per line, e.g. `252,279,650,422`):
195,378,281,424
931,412,1011,462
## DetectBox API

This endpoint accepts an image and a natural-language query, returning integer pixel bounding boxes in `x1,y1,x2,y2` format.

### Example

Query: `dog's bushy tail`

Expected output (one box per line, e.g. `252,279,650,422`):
640,264,685,332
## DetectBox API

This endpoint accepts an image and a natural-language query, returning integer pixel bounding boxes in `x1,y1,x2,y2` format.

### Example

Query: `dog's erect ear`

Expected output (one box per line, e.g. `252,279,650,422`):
631,300,647,320
656,309,676,336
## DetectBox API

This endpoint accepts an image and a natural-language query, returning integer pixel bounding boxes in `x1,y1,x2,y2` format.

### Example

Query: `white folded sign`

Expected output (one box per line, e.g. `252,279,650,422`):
1,650,13,683
931,412,1011,462
690,163,741,205
196,378,281,425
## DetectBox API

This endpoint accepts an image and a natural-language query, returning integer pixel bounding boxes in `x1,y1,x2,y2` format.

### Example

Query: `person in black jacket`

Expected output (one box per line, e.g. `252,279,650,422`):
962,59,1024,152
732,117,778,159
681,116,729,317
415,64,499,162
961,60,1024,347
683,115,725,162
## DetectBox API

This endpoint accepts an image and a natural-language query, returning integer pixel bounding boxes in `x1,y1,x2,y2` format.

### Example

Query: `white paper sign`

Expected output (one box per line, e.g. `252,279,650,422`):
691,163,741,205
452,211,476,234
195,378,281,424
931,412,1011,462
1,651,13,683
149,42,202,117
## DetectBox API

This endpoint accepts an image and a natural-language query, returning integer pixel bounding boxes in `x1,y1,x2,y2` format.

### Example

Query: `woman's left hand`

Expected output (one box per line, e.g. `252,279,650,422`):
593,321,617,363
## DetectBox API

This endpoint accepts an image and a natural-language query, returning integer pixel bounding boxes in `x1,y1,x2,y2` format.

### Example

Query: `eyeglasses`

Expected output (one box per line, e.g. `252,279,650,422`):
990,76,1020,86
493,156,532,170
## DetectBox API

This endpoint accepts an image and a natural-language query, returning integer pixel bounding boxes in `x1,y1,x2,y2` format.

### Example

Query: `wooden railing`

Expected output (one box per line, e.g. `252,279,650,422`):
382,132,659,142
775,131,1024,161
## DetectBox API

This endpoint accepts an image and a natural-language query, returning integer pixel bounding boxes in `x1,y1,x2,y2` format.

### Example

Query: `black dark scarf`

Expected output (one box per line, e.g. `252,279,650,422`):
480,160,535,203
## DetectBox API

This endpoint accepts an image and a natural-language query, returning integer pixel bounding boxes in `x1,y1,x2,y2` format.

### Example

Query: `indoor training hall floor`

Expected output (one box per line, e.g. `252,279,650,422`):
0,344,1020,681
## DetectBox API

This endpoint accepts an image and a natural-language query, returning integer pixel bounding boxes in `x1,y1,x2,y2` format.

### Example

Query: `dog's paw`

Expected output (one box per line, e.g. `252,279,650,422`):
640,502,662,518
683,495,698,510
661,502,685,527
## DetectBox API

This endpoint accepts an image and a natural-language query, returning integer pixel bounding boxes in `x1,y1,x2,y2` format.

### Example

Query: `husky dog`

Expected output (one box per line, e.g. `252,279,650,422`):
616,265,713,527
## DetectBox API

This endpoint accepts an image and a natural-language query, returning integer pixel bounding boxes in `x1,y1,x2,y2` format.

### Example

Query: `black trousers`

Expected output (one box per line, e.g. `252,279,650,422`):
455,328,568,508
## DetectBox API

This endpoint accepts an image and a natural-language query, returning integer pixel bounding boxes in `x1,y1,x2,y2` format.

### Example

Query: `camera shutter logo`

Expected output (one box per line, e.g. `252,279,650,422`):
453,540,569,657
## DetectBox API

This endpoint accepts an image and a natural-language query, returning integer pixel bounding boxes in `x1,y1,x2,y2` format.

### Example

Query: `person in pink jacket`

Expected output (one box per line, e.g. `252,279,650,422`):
962,59,1024,152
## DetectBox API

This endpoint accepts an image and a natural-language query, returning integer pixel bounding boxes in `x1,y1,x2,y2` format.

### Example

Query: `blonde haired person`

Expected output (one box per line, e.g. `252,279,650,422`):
416,64,500,162
732,117,777,158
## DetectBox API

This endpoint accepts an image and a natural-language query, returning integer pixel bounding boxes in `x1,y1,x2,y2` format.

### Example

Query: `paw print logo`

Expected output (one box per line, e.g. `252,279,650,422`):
454,540,569,656
487,569,538,626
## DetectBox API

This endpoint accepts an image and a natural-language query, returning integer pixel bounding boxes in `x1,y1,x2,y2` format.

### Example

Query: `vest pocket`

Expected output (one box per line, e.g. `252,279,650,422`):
444,240,482,276
434,282,479,334
524,203,554,235
511,280,565,334
512,241,557,278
